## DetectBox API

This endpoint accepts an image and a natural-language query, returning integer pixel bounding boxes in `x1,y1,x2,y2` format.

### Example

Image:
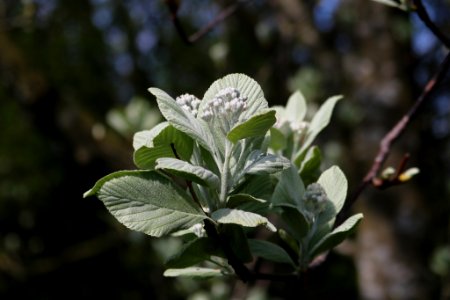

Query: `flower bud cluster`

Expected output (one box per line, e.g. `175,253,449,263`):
303,183,328,221
201,87,247,123
176,94,201,117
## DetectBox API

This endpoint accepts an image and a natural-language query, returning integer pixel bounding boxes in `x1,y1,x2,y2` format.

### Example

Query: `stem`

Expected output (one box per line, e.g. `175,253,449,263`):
220,140,233,204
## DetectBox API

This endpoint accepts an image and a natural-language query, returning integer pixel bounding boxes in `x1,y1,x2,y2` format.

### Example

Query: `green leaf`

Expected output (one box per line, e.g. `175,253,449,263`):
299,146,322,185
133,122,169,150
155,158,220,189
269,127,287,151
271,164,305,207
227,194,266,209
248,239,296,266
296,95,342,159
227,193,268,215
164,267,224,278
220,224,253,263
201,73,268,123
83,170,143,198
134,146,173,169
227,109,276,143
317,166,347,217
279,205,309,240
149,88,215,154
242,151,291,176
211,208,276,232
285,90,307,123
232,174,275,201
165,237,224,268
133,122,194,169
91,171,207,237
309,213,363,258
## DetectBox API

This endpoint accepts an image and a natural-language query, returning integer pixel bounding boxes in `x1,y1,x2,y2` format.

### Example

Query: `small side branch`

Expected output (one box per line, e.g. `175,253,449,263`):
337,50,450,225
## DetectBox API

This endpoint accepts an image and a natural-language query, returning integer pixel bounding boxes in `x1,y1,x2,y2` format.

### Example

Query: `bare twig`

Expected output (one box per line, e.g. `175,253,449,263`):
336,50,450,226
165,0,248,45
413,0,450,48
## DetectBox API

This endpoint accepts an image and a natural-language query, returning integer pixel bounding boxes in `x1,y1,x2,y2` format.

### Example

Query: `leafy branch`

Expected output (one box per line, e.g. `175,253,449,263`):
85,73,359,282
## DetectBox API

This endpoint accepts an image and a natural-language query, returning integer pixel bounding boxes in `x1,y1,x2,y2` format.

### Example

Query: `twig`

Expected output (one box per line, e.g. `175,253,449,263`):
165,0,247,45
413,0,450,48
336,50,450,226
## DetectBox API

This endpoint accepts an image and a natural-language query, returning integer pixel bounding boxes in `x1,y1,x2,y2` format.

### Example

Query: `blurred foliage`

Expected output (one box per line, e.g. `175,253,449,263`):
0,0,449,299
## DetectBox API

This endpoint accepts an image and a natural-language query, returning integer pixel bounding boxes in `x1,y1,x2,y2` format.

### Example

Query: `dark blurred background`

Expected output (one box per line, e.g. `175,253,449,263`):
1,0,449,299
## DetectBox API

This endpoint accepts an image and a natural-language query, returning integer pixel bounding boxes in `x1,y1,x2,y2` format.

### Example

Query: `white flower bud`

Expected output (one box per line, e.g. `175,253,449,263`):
176,93,201,117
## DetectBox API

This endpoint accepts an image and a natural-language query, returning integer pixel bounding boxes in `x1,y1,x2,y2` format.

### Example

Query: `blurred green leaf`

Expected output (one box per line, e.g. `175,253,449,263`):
285,90,307,123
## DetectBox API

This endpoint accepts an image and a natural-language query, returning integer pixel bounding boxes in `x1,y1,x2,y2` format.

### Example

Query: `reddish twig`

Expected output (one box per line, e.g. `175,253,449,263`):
165,0,247,45
336,50,450,226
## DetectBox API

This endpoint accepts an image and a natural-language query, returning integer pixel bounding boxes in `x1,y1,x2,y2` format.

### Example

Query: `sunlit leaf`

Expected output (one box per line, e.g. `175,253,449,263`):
211,208,276,232
317,166,347,216
164,267,224,278
201,73,268,123
227,109,276,143
133,122,193,169
149,88,216,155
87,171,207,237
